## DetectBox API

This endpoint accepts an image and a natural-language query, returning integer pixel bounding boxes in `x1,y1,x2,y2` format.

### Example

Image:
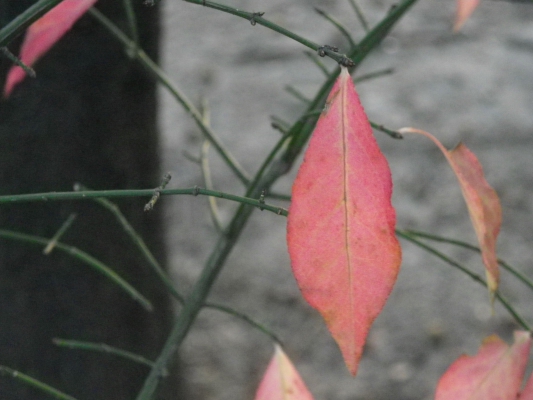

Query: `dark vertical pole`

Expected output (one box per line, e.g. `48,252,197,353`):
0,1,182,398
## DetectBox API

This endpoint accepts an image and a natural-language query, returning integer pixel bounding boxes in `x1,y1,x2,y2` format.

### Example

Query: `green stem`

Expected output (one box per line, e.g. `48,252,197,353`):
201,141,224,232
303,51,330,76
314,7,357,49
397,230,530,330
244,131,294,201
0,0,63,47
347,0,369,32
197,103,224,232
285,85,311,104
267,192,291,202
121,0,139,58
270,116,291,134
143,173,172,212
0,187,288,216
0,365,78,400
202,303,283,344
43,213,77,254
53,339,156,369
88,8,251,186
0,229,153,311
403,229,533,294
0,46,35,77
354,68,394,83
370,121,403,139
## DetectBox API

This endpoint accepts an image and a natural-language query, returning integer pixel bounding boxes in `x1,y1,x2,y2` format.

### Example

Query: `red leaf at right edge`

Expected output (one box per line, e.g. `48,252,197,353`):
287,67,401,376
399,128,501,299
454,0,480,32
436,331,531,400
4,0,98,97
254,345,314,400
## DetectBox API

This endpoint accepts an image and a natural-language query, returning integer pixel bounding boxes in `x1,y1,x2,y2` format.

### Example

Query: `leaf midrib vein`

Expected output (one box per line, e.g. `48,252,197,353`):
341,76,355,355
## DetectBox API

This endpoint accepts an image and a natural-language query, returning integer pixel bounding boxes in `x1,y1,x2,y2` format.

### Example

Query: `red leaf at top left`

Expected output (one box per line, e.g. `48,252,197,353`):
4,0,98,97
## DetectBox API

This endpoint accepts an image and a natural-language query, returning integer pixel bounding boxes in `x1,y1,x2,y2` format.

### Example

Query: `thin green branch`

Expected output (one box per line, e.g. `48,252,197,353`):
354,2,416,61
143,173,172,212
182,150,201,164
53,339,156,369
121,0,139,58
303,51,330,76
197,101,224,232
0,0,63,47
267,192,291,202
354,68,394,83
270,116,291,134
0,187,288,216
397,231,485,288
347,0,369,32
244,131,294,203
397,230,531,330
0,365,78,400
0,46,35,77
201,141,224,232
184,0,355,66
43,213,77,254
285,85,311,104
202,303,283,344
370,121,403,139
403,229,533,293
314,8,357,49
88,8,251,186
0,229,153,311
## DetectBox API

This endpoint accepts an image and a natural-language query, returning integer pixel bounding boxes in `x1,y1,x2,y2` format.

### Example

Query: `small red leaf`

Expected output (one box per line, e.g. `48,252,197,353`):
454,0,480,32
4,0,98,97
398,128,501,298
287,67,401,376
435,331,531,400
254,345,314,400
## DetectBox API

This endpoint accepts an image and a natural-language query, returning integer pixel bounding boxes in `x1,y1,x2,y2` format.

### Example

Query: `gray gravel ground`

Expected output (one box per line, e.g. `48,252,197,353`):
158,1,533,399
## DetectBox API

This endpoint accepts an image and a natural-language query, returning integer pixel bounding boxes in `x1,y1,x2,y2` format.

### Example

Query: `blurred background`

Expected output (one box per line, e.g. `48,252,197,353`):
158,1,533,399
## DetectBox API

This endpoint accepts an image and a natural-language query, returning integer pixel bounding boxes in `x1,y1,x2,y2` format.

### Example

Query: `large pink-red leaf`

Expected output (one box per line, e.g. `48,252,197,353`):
454,0,480,32
399,128,501,298
4,0,98,97
435,331,531,400
254,345,314,400
287,67,401,376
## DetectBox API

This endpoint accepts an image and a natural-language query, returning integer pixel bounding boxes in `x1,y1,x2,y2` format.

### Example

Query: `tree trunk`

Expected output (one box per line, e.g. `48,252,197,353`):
0,1,182,398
